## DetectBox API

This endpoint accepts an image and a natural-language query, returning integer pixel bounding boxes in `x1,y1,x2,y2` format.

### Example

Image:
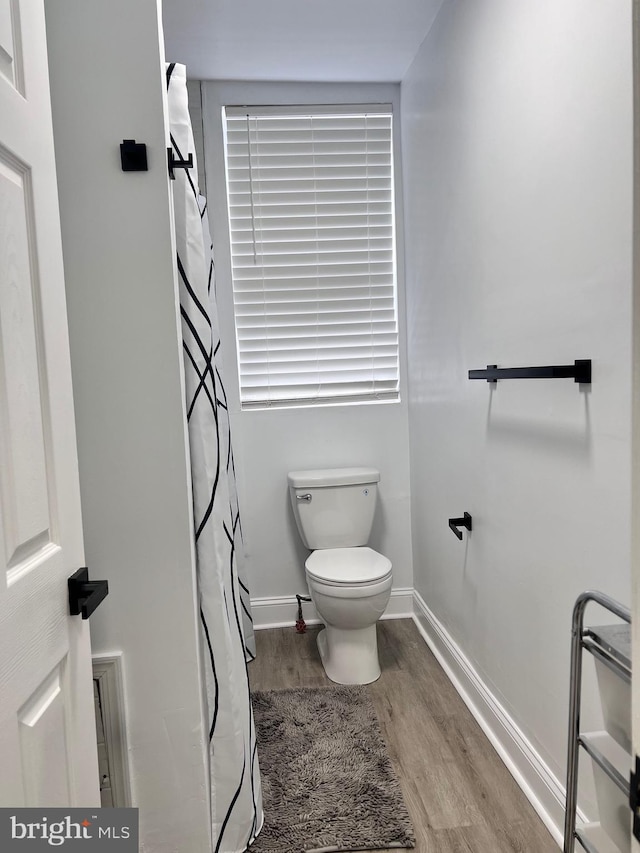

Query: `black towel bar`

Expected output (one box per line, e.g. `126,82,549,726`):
468,359,591,385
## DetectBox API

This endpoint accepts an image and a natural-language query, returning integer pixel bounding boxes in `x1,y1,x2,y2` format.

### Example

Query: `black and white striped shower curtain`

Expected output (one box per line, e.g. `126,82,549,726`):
166,62,262,853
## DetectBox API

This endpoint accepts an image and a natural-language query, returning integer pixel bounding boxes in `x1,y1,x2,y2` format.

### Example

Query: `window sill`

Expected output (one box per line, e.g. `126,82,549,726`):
238,395,401,413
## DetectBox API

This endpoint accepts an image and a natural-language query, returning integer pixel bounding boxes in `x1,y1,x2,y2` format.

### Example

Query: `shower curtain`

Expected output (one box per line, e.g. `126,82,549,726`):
166,62,263,853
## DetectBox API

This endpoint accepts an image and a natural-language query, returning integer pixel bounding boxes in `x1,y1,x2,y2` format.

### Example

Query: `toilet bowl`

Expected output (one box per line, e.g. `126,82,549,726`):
288,467,392,685
305,547,392,684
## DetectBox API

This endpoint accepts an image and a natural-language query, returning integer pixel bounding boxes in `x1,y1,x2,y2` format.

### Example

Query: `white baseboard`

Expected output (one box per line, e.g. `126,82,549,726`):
251,587,414,631
381,587,414,620
412,590,565,848
251,594,319,630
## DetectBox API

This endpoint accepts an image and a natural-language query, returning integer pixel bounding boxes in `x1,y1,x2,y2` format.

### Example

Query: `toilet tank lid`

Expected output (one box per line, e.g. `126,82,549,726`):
288,467,380,488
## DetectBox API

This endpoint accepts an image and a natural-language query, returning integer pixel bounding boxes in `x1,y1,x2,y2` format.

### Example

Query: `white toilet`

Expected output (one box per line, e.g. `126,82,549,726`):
288,467,392,685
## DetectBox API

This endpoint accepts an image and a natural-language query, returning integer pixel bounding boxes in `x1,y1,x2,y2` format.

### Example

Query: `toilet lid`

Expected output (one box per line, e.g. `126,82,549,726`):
305,547,392,585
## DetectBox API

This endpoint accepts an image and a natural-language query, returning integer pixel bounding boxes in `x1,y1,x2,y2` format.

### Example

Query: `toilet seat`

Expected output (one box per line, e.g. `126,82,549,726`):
305,546,392,586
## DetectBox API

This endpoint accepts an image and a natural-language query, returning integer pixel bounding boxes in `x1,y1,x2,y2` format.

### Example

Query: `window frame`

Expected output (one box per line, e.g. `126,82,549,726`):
199,81,408,415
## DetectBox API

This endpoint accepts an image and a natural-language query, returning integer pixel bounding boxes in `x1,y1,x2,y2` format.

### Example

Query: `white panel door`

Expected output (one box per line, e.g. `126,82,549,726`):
0,0,99,806
634,1,640,850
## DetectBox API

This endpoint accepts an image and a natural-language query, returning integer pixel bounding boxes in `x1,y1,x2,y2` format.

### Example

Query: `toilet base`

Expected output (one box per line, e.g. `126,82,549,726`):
316,625,381,685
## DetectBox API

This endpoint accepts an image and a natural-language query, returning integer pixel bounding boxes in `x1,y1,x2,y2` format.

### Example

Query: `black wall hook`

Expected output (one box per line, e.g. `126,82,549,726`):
120,139,148,172
449,512,472,540
168,148,193,180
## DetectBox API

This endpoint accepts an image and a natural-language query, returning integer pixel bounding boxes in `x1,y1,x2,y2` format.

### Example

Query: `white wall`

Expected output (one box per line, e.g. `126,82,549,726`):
401,0,632,835
200,82,414,619
45,2,210,851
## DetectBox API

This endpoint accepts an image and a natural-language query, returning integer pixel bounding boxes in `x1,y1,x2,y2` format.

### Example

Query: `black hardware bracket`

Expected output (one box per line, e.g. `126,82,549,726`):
631,755,640,841
449,512,472,540
68,567,109,620
167,148,194,180
468,359,591,385
120,139,148,172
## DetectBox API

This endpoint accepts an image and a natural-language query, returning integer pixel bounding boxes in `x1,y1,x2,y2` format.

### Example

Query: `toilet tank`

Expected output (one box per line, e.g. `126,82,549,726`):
288,467,380,549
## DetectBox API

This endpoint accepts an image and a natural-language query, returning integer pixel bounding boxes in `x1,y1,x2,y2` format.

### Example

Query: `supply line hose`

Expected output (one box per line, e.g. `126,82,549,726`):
295,594,312,633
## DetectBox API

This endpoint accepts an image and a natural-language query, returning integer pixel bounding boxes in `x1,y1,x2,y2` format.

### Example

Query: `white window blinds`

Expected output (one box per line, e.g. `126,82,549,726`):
223,104,400,407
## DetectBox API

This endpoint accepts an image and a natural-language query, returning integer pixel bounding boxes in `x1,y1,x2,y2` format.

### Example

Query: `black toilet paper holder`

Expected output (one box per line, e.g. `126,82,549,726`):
449,512,472,540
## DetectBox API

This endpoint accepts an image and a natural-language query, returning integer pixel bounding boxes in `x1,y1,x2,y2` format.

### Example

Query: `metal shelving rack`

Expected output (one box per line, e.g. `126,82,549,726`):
564,592,632,853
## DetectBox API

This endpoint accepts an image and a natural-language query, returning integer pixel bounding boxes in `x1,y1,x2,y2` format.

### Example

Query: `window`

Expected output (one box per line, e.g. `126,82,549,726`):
223,104,399,408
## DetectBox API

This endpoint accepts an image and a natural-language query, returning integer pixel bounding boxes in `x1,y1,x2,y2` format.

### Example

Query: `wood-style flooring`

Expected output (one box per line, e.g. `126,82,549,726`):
248,618,558,853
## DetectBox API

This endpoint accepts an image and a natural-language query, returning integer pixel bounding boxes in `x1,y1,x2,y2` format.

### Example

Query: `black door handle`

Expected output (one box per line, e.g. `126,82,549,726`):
448,512,472,540
68,567,109,619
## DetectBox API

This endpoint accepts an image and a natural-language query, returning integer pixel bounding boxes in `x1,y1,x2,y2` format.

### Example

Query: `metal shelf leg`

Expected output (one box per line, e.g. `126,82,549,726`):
563,596,587,852
563,591,631,853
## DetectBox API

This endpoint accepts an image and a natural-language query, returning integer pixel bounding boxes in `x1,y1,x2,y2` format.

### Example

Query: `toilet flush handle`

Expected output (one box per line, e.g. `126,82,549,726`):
296,493,312,502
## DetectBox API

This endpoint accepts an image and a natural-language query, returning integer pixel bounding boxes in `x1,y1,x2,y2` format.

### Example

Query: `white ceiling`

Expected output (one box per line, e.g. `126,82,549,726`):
162,0,445,83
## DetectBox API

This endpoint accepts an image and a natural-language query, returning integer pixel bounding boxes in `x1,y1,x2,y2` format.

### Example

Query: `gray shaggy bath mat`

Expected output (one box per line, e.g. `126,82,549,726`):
249,686,415,853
